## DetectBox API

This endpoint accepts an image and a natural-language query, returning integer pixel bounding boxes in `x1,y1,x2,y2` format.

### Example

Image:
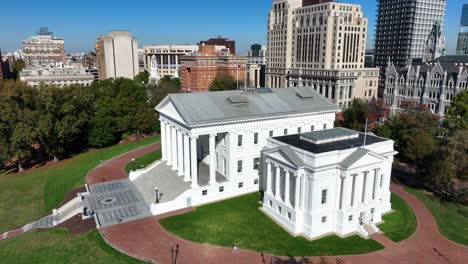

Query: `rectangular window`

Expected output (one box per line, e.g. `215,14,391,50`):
269,130,274,137
254,179,259,185
219,186,224,192
321,189,327,204
202,190,208,196
321,216,327,223
254,132,259,144
348,215,353,221
237,160,243,173
380,174,383,187
371,208,375,214
269,200,273,207
323,124,327,130
278,206,282,213
238,135,243,147
297,127,302,134
238,182,244,188
311,125,315,131
253,158,260,170
284,129,288,135
287,212,292,220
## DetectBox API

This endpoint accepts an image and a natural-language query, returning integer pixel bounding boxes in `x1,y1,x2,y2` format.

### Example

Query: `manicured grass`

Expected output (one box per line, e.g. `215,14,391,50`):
124,149,162,174
160,193,383,256
379,194,417,242
0,136,159,233
406,187,468,246
0,229,147,264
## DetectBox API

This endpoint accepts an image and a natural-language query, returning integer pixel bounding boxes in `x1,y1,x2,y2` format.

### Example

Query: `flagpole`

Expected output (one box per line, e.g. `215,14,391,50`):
363,118,368,146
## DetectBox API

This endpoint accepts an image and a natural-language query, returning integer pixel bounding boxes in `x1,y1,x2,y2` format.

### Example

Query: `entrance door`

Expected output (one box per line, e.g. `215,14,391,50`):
186,197,192,207
359,212,365,225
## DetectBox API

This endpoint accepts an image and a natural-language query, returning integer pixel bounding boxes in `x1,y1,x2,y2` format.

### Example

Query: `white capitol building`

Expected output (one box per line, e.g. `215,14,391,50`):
129,86,396,240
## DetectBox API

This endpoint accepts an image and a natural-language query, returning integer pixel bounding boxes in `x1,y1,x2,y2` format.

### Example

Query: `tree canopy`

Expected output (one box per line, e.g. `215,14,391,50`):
209,72,243,91
0,76,160,171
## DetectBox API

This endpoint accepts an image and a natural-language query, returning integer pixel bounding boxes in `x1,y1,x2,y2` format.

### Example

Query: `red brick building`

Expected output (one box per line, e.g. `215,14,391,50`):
180,45,246,93
199,37,236,55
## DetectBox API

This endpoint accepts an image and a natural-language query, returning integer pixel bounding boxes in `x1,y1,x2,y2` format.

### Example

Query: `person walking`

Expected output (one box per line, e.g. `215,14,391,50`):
232,244,239,254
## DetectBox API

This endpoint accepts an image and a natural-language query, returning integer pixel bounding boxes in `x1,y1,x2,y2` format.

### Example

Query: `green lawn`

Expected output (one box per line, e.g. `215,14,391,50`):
0,229,146,264
0,136,160,233
124,149,162,174
159,193,384,256
379,194,417,242
406,187,468,246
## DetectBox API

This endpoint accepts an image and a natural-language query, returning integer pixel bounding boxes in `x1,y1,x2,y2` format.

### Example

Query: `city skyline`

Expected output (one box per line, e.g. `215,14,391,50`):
0,0,465,55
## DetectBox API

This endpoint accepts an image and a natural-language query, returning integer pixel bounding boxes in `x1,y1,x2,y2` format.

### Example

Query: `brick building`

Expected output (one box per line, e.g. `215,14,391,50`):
180,45,246,93
199,37,236,55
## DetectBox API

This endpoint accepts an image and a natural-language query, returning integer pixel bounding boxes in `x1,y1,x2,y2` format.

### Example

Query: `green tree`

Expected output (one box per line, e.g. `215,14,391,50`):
88,112,117,147
134,71,150,84
444,89,468,132
11,59,25,80
446,129,468,180
36,85,93,160
209,72,242,91
416,148,455,187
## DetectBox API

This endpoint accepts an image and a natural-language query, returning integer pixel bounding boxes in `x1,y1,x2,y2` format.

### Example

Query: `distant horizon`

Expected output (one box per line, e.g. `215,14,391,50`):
0,0,465,55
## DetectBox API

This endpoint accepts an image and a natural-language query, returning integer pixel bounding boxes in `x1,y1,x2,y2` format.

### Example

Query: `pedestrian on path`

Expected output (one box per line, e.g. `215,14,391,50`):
232,244,238,254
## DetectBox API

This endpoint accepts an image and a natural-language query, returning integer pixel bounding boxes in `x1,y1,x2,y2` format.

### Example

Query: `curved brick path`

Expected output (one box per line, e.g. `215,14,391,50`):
88,144,468,264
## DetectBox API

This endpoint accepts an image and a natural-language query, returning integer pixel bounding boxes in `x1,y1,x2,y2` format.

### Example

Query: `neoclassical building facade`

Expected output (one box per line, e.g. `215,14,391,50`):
261,128,397,239
383,56,468,115
143,87,338,215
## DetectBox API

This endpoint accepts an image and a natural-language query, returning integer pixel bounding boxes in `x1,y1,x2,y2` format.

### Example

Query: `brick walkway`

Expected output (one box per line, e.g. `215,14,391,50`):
86,142,161,185
89,146,468,264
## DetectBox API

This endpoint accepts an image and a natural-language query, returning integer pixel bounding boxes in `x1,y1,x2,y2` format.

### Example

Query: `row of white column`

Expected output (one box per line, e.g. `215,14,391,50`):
161,121,199,188
265,161,301,210
339,168,381,210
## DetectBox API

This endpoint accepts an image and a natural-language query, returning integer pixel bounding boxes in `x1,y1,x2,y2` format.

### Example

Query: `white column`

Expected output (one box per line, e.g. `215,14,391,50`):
362,171,368,203
166,124,172,165
161,121,167,161
285,171,292,206
190,136,199,188
266,162,273,195
275,165,281,201
171,126,178,171
183,133,191,182
209,134,217,185
177,130,184,176
372,168,379,200
227,132,237,179
339,174,346,210
294,173,301,210
352,174,359,207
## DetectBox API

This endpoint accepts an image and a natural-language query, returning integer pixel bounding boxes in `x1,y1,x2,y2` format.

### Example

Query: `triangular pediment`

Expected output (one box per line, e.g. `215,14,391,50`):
340,148,386,169
155,98,188,126
268,146,304,169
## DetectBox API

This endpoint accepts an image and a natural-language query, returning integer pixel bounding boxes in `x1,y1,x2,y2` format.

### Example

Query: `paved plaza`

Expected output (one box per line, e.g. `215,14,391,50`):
83,179,152,228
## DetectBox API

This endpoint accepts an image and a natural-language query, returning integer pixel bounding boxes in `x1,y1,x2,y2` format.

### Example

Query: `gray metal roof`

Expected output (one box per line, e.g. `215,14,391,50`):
340,148,370,169
300,128,359,144
156,87,338,127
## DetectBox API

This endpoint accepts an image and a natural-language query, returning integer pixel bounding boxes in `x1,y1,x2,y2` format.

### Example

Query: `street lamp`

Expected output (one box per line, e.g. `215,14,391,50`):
170,243,179,264
155,187,160,204
99,144,103,163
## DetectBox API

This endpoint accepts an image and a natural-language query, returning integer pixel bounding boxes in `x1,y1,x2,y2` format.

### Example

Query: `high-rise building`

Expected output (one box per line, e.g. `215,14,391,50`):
22,27,65,68
180,44,246,93
199,37,236,55
457,5,468,55
266,0,379,108
95,31,139,80
374,0,447,67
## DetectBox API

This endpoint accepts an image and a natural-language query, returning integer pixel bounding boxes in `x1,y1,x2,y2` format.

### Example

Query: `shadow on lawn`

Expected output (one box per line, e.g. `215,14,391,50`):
267,256,347,264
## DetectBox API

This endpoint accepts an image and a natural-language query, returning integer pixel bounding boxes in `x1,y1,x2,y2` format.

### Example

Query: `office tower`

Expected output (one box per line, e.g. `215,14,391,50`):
95,31,139,80
266,0,379,108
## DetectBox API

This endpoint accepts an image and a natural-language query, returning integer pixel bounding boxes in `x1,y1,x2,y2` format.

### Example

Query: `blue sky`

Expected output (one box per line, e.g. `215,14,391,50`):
0,0,465,55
